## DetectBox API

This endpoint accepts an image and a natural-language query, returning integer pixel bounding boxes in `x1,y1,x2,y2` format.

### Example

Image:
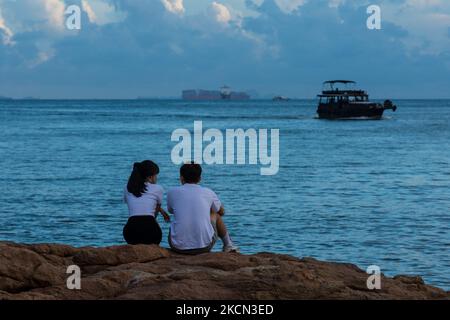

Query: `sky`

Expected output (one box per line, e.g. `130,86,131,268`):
0,0,449,99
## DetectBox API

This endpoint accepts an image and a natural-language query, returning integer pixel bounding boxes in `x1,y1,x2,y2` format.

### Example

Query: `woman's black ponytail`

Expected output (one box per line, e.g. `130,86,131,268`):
127,160,160,197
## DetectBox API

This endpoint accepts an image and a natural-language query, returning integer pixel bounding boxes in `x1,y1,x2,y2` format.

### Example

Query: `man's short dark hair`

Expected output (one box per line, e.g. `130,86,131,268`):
180,162,202,183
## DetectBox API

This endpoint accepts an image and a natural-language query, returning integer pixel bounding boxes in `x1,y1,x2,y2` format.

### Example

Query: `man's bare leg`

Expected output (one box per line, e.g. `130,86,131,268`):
210,212,239,252
211,212,227,238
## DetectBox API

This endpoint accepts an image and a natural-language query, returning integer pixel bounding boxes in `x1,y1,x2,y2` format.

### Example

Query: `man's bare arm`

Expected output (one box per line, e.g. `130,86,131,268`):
216,205,225,216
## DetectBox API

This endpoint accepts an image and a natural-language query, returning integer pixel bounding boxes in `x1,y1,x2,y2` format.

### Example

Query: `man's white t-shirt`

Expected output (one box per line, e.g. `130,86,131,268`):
167,184,222,250
124,183,164,217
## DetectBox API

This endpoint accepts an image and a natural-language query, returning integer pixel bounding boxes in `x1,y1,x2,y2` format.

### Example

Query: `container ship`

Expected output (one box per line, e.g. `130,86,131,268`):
182,86,250,101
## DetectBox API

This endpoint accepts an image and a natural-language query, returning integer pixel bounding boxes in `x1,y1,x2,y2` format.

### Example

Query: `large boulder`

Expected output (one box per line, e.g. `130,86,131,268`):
0,242,448,300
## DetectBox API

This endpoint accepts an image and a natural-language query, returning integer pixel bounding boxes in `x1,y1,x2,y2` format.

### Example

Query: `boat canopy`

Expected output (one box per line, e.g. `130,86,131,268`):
323,80,356,84
318,80,367,98
322,80,358,93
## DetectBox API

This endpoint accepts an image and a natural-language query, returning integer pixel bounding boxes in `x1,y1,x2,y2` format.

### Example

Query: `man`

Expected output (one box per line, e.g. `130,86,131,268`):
167,162,239,254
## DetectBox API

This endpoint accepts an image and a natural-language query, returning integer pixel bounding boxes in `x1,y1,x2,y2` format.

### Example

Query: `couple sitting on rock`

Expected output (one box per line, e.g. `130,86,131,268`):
123,160,239,254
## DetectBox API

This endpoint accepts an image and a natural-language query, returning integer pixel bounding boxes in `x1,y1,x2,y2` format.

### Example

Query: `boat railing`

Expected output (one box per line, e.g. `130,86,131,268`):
321,89,367,95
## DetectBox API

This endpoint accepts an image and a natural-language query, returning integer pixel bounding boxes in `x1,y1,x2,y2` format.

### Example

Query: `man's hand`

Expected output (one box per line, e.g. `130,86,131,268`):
162,211,171,222
213,205,225,216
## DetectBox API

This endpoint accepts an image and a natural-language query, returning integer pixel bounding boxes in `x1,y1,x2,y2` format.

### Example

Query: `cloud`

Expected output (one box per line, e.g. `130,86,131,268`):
81,0,96,22
0,0,67,66
381,0,450,55
0,7,14,45
161,0,185,15
27,40,56,68
81,0,127,25
42,0,66,30
247,0,308,13
0,0,449,98
274,0,307,13
0,0,65,34
0,0,128,66
328,0,345,8
257,0,450,56
210,2,232,24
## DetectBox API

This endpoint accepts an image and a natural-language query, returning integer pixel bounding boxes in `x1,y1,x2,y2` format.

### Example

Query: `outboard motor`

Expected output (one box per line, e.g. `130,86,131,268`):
384,100,397,112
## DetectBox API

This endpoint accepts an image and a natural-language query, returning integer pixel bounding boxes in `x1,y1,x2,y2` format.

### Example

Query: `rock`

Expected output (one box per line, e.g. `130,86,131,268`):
0,242,448,300
73,245,170,267
393,275,425,285
0,242,67,293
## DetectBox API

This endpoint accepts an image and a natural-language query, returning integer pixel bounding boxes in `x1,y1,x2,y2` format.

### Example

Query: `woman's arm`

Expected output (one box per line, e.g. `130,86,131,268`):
156,205,171,222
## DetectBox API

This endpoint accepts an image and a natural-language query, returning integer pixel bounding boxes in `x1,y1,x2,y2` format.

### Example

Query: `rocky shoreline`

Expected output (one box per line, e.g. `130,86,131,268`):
0,242,448,300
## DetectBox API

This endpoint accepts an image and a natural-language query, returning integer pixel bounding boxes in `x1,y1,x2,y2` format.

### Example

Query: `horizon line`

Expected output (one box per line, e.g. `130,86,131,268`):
2,97,450,101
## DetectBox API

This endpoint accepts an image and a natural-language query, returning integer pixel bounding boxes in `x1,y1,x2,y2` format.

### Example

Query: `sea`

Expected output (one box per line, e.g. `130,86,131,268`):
1,99,449,290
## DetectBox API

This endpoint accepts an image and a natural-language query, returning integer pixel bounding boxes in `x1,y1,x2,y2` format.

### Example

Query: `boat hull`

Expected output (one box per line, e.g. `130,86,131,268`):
317,103,388,120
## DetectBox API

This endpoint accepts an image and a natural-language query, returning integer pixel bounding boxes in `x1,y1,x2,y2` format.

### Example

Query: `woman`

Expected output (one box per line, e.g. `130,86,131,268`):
123,160,170,245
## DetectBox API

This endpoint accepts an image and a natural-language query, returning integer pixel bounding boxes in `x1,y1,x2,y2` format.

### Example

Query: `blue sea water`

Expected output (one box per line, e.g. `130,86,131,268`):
1,99,449,290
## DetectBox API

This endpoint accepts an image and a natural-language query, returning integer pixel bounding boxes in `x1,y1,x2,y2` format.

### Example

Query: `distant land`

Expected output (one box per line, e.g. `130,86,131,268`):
21,97,41,100
136,96,178,100
0,96,42,100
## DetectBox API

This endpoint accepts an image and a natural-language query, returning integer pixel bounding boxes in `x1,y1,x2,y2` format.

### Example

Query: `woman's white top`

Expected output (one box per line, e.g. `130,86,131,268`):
124,183,164,217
